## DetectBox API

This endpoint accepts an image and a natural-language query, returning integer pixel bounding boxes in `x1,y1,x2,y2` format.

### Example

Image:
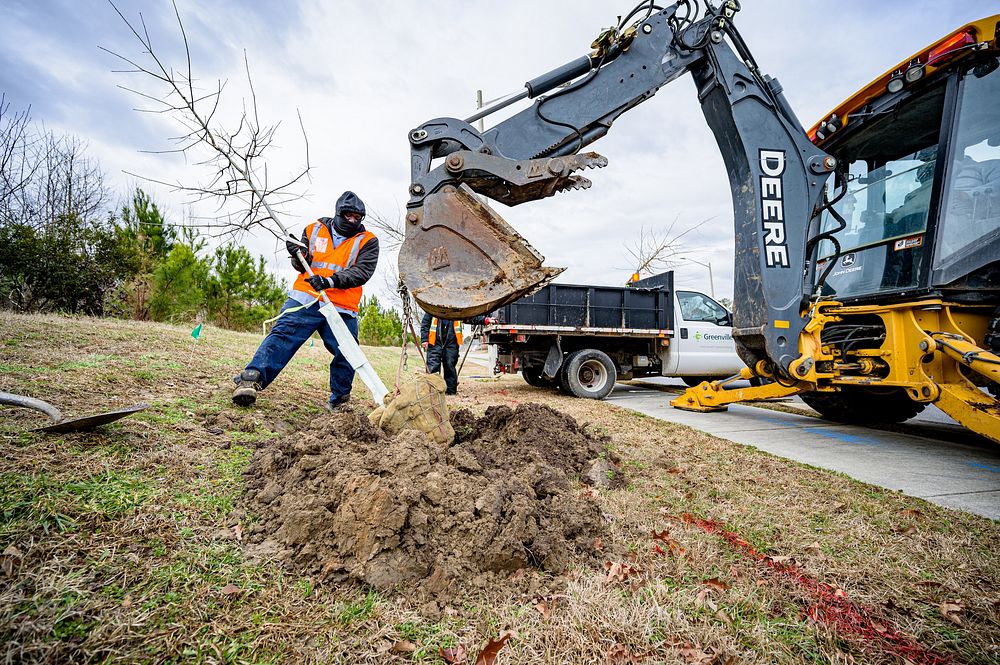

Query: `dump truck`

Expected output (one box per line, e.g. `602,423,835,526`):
486,271,744,399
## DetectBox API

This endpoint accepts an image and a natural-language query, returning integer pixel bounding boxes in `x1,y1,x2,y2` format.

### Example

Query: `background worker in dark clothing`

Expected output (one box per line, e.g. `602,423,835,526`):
233,191,379,410
420,312,491,395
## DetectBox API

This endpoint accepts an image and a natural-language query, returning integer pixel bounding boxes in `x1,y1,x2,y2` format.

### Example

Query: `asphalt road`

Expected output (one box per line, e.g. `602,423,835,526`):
610,378,1000,520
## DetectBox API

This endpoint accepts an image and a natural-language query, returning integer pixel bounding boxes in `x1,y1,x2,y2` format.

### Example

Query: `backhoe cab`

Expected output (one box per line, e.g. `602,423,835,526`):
400,1,1000,444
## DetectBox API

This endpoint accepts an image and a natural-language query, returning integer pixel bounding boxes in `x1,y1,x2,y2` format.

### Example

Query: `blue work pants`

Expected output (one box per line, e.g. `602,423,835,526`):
245,298,359,404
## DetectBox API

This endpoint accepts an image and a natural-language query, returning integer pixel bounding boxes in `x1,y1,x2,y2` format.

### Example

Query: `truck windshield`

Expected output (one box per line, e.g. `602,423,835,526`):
815,82,946,298
934,55,1000,271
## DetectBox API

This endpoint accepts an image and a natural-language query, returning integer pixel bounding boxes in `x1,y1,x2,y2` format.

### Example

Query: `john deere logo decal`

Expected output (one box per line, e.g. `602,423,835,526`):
842,253,856,267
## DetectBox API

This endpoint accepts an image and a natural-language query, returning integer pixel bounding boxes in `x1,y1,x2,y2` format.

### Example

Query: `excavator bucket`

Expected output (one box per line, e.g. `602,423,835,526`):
399,183,564,319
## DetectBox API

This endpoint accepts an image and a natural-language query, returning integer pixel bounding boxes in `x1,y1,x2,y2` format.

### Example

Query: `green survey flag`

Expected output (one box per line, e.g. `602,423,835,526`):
191,323,203,340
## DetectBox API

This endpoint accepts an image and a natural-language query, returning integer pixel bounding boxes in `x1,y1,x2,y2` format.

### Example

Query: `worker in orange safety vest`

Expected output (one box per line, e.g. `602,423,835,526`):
233,191,379,410
420,311,492,395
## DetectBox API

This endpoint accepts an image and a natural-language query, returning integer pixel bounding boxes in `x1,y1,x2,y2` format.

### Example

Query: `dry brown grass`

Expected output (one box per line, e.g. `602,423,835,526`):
1,311,999,664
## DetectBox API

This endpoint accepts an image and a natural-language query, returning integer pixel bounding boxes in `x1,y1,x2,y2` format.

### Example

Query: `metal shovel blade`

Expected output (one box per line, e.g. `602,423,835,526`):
399,184,564,319
35,403,150,434
0,391,148,434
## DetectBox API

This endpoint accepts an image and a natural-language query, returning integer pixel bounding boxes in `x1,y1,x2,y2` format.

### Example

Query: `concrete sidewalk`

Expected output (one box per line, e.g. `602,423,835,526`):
610,382,1000,520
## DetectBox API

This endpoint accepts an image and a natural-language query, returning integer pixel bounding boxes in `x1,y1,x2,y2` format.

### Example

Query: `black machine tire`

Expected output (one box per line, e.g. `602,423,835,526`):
681,376,712,388
801,386,925,424
522,365,555,388
561,349,617,400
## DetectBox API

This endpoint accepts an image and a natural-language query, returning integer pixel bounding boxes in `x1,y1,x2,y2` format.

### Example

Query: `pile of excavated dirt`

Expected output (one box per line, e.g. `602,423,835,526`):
243,403,621,602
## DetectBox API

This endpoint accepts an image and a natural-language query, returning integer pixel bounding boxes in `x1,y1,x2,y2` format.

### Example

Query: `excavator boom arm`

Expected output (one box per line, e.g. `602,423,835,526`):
402,0,836,376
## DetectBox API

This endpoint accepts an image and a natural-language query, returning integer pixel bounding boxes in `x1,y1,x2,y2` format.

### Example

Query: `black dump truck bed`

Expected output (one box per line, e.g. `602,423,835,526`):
492,272,675,335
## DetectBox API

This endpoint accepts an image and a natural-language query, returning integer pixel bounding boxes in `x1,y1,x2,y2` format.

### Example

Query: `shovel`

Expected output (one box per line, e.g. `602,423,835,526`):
0,391,149,434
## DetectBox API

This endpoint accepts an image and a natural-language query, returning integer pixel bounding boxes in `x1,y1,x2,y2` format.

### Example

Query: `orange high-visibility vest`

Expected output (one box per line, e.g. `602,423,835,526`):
428,318,463,346
291,220,376,313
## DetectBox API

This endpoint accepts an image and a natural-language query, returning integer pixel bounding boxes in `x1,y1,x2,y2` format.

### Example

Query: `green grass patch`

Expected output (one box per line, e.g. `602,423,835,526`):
0,470,158,544
335,589,383,626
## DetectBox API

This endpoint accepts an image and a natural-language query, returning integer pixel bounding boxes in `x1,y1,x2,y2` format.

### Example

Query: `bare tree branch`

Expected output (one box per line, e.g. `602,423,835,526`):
105,0,312,243
622,216,712,278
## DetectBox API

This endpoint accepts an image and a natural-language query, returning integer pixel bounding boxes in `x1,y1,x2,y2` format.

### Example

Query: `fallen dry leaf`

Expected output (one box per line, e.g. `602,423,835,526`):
233,523,244,542
121,595,132,608
704,578,730,592
900,508,924,519
607,643,651,663
391,640,417,654
715,608,732,626
695,587,719,612
805,541,822,553
768,555,795,565
940,601,964,626
220,583,241,596
441,644,469,664
533,600,551,620
0,544,23,578
594,536,604,551
607,643,631,663
678,644,715,664
474,630,516,665
651,529,670,542
605,561,641,585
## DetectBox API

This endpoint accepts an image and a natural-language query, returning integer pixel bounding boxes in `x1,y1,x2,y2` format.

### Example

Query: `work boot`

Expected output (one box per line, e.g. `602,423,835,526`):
232,369,262,407
324,395,350,413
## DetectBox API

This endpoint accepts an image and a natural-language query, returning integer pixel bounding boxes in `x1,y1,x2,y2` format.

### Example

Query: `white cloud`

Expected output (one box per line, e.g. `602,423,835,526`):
1,0,992,307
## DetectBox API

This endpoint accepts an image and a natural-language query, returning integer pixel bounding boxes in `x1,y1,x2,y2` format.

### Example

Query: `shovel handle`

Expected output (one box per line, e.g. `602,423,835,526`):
0,392,62,423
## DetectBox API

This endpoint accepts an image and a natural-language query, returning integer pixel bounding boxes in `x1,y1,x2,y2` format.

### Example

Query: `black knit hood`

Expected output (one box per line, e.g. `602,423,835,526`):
332,190,366,236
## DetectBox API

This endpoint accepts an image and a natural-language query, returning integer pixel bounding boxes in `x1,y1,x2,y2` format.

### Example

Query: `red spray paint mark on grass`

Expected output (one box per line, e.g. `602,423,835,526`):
675,513,951,665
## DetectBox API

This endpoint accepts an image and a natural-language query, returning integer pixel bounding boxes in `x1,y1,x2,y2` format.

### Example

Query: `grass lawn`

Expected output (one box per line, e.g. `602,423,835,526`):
1,312,998,664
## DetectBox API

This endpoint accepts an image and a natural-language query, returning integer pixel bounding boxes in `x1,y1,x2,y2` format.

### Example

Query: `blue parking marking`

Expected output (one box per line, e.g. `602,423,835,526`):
967,462,1000,474
749,411,882,446
803,427,881,446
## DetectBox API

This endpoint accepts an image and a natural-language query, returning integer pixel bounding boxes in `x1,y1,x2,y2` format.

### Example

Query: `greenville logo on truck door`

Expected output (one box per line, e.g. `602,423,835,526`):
694,332,733,342
759,149,789,268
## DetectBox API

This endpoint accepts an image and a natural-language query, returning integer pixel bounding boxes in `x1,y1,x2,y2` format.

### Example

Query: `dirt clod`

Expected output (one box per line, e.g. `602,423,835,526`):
244,403,614,599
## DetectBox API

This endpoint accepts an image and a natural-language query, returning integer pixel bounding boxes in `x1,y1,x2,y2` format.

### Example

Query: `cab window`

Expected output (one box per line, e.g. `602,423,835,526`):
936,56,1000,268
677,291,730,325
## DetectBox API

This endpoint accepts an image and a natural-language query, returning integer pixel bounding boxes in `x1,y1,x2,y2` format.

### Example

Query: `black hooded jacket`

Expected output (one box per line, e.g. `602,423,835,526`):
291,191,379,289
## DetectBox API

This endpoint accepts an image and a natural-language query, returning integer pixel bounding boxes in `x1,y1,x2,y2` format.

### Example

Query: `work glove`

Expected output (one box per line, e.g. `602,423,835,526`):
306,273,338,292
286,236,311,272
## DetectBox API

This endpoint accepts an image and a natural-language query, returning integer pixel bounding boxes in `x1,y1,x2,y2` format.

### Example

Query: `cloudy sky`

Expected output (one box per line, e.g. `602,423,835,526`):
2,0,997,305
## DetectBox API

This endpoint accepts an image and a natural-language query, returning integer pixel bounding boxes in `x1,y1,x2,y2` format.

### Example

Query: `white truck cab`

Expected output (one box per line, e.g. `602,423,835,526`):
484,271,746,399
664,289,741,382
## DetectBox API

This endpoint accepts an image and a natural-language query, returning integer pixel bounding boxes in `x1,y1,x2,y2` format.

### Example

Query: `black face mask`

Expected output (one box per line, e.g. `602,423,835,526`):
333,214,361,236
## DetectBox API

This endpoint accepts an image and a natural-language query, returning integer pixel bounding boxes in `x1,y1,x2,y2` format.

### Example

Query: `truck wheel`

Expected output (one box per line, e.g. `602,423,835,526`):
522,366,554,388
681,376,712,388
801,386,925,424
561,350,617,400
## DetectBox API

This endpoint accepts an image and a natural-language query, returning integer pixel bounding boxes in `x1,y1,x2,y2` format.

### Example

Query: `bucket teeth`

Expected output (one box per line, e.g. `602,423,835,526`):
569,153,608,172
556,176,593,193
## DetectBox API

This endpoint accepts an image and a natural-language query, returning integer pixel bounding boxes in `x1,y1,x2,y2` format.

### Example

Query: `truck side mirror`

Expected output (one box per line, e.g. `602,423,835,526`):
718,313,732,327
